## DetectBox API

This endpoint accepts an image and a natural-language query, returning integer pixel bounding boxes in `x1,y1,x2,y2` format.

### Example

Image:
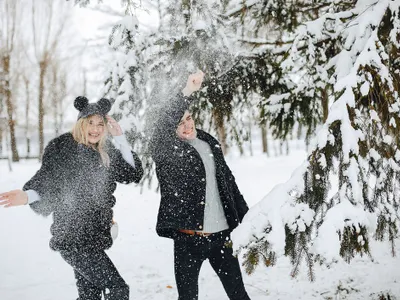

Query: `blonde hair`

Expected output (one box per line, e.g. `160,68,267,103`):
72,116,110,167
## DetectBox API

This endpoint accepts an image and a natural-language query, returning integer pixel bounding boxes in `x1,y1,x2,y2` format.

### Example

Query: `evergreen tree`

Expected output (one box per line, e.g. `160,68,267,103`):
224,0,333,144
72,0,400,279
96,0,257,184
234,0,400,280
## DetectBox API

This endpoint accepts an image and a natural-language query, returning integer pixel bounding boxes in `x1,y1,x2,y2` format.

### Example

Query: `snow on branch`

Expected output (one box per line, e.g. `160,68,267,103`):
234,0,400,278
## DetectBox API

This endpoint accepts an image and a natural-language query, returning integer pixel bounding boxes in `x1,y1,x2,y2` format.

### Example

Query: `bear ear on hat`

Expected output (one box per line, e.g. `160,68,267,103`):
97,98,112,115
74,96,89,111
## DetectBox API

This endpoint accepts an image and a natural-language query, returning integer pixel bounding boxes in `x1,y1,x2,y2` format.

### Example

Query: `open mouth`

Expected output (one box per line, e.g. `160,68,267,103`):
184,129,193,135
89,133,100,138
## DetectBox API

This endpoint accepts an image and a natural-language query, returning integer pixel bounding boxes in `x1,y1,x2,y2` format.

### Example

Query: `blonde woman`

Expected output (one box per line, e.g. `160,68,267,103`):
0,96,143,300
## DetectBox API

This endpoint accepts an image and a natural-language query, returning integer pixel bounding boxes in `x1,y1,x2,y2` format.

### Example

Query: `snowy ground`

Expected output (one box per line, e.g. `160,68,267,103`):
1,146,399,300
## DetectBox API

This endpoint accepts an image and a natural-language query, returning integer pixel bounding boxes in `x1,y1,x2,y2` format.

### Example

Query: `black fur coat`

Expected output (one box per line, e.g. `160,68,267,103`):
23,133,143,251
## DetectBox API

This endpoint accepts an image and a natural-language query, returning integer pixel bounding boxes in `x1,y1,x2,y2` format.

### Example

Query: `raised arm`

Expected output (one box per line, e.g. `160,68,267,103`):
151,71,205,159
106,115,143,184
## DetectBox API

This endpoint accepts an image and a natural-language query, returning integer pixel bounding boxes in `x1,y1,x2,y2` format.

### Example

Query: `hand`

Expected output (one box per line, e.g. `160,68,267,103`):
0,190,28,207
182,70,205,96
106,115,123,136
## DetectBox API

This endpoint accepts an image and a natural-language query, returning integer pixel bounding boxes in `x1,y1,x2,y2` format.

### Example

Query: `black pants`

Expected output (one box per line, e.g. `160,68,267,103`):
174,230,251,300
59,249,129,300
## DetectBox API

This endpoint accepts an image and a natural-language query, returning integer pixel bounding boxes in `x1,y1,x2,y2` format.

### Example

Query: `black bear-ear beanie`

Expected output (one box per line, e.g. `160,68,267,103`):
97,98,112,115
74,96,89,111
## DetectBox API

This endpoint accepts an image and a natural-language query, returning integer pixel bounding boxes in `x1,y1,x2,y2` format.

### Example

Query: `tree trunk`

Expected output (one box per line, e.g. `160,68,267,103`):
0,128,3,156
233,126,244,155
52,67,58,136
182,0,191,31
38,60,47,160
3,55,19,162
83,69,87,96
212,108,228,155
321,86,329,123
0,92,3,156
248,121,253,156
157,0,163,30
24,77,31,156
261,122,269,156
57,76,67,136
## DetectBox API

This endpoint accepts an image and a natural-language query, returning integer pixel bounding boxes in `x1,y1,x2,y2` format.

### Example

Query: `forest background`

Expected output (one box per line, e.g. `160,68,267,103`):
1,0,399,297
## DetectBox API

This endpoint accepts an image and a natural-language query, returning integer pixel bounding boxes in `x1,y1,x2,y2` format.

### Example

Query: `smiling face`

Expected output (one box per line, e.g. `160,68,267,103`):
176,111,197,140
86,114,106,144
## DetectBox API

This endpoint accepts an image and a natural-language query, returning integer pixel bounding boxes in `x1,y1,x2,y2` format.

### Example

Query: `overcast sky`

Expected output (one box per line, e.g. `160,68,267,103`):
61,0,157,124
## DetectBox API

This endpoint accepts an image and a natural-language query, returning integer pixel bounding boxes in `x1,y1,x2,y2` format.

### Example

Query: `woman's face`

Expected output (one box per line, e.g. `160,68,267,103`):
176,111,196,140
86,115,106,144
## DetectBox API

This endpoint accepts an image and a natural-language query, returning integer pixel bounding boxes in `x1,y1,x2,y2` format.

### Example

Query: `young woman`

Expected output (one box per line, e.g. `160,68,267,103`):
0,96,143,300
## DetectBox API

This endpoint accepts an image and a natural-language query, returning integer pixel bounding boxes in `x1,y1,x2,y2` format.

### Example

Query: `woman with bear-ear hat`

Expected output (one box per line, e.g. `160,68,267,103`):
0,96,143,300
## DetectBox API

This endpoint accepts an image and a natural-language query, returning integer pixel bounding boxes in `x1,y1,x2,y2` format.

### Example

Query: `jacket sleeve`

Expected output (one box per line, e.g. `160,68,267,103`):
23,139,62,217
154,161,180,239
111,149,143,184
224,160,249,222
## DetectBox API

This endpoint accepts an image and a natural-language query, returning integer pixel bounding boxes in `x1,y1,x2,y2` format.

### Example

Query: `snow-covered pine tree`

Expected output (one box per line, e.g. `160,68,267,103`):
73,0,244,183
233,0,400,281
141,0,247,155
85,0,266,184
224,0,333,145
71,0,155,183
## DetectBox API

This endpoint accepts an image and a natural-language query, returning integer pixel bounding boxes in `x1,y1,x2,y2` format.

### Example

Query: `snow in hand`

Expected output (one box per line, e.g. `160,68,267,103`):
0,145,399,299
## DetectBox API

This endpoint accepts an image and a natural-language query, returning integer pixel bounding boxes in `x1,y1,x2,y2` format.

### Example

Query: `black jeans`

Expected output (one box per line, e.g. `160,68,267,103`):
174,230,251,300
59,249,129,300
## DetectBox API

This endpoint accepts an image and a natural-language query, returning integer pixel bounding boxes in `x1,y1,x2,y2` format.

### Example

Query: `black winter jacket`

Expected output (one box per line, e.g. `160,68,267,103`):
23,133,143,251
151,94,249,239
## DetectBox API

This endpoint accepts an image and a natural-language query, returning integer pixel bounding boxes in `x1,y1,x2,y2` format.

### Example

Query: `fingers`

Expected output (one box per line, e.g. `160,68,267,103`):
105,115,122,136
0,191,14,205
106,116,116,128
0,191,12,198
0,191,12,206
192,70,204,84
0,192,9,206
0,190,26,207
0,199,9,205
106,115,118,126
196,70,205,78
0,198,11,208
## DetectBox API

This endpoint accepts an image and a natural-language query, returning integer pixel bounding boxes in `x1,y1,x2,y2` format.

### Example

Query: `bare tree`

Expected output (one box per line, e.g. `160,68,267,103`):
0,0,20,161
22,74,32,156
261,122,269,156
30,0,72,159
0,99,3,156
48,60,68,137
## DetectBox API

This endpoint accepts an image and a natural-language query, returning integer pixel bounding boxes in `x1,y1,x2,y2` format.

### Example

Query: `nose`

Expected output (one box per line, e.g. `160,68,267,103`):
90,125,99,133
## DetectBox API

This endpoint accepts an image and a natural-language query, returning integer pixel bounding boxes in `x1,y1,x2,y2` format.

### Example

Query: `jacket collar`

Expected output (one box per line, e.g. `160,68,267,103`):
173,129,219,150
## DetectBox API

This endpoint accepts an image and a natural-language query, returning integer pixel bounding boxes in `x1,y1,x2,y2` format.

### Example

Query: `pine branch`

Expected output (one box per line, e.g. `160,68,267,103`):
221,0,259,19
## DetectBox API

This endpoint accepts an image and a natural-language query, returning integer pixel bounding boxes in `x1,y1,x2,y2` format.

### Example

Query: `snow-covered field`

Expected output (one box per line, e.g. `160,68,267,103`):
1,147,399,300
